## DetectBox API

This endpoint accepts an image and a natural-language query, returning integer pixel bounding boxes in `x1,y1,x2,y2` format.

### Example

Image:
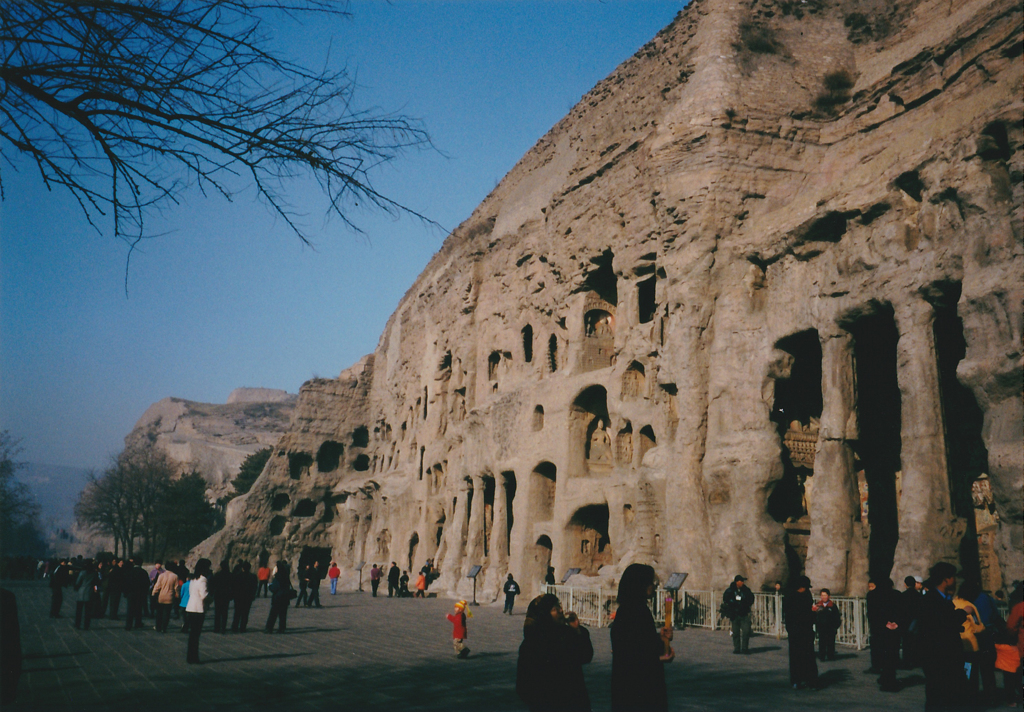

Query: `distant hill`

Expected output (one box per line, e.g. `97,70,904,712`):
125,387,297,500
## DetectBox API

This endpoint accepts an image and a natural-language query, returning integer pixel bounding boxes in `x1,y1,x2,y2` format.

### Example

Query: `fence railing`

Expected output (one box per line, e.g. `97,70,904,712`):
542,585,873,649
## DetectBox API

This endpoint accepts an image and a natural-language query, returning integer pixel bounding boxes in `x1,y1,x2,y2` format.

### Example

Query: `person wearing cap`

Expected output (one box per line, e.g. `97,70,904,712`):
918,561,968,709
784,575,819,690
447,600,471,658
721,575,754,654
900,575,923,668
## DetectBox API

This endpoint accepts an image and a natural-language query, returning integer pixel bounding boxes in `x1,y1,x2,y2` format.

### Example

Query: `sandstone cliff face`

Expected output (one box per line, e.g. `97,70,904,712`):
127,389,297,499
195,0,1022,600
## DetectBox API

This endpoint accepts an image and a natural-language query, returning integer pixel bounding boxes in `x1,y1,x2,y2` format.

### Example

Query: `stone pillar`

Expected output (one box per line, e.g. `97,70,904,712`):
465,475,485,572
806,330,860,594
489,474,509,573
890,299,965,580
438,479,471,588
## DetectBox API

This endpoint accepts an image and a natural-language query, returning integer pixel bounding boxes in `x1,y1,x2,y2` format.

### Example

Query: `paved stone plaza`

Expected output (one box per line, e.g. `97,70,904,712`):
4,580,931,711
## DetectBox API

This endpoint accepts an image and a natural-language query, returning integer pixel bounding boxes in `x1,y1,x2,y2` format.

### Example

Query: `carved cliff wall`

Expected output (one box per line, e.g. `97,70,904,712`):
195,0,1022,600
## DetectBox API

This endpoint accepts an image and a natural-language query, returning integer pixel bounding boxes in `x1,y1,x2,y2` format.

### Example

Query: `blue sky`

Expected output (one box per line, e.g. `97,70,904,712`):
1,1,687,476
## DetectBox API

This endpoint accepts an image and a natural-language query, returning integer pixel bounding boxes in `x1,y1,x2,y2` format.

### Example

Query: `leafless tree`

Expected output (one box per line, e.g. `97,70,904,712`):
1,1,431,283
0,431,47,557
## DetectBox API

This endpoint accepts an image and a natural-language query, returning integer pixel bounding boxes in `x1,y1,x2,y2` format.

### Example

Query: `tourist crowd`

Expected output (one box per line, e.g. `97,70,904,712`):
12,554,1024,711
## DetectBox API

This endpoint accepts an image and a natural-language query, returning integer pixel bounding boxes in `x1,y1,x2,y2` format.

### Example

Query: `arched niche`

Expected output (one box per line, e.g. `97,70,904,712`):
525,534,554,589
532,405,545,431
621,361,646,400
637,425,656,465
565,504,613,575
616,422,633,466
529,461,557,522
570,385,611,476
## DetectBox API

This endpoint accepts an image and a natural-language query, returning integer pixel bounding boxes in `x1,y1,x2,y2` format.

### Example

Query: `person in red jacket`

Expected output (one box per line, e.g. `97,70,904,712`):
446,600,471,658
328,562,341,595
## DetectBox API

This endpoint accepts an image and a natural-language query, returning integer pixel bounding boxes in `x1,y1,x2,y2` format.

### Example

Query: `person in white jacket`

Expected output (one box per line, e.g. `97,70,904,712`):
185,559,212,664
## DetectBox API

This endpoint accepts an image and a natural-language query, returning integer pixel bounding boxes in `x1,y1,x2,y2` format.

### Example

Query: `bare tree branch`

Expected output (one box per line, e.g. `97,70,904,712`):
1,1,435,292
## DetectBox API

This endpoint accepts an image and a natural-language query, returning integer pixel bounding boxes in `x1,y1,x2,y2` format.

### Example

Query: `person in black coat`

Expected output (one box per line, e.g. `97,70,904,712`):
812,588,842,661
387,562,401,598
516,593,594,712
1,588,22,705
265,560,294,633
784,575,818,690
48,559,70,618
918,562,968,710
721,575,755,654
899,575,923,668
124,558,150,630
231,561,258,632
211,560,233,633
306,561,323,608
866,578,902,691
610,563,673,712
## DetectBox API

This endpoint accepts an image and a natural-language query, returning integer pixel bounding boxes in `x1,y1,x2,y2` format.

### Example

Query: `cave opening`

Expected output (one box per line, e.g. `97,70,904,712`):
566,504,613,575
931,285,989,584
530,462,557,522
316,441,344,473
483,476,495,557
522,325,534,363
766,329,823,581
571,386,611,476
846,306,902,582
638,275,657,324
408,532,420,571
503,471,517,557
583,249,617,305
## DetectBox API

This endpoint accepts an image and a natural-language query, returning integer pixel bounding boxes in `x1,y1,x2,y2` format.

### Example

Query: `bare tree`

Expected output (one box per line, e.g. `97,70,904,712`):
75,459,133,557
1,1,432,282
0,431,47,557
75,443,220,559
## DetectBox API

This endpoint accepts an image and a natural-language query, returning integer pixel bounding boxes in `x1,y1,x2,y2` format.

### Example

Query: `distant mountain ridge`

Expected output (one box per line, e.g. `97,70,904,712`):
126,388,297,500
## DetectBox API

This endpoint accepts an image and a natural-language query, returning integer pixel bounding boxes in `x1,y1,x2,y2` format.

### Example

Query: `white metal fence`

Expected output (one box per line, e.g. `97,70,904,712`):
541,585,874,649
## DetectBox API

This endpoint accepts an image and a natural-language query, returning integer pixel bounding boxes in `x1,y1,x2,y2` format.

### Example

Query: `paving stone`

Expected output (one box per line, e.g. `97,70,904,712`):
4,581,932,711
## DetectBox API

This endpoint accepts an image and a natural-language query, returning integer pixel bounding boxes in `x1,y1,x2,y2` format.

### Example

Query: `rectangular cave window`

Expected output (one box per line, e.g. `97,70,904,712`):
522,325,533,363
638,275,656,324
548,335,558,373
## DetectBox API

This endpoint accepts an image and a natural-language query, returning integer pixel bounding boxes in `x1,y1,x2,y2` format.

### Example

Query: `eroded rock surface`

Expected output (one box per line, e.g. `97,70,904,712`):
127,389,297,499
194,0,1022,600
